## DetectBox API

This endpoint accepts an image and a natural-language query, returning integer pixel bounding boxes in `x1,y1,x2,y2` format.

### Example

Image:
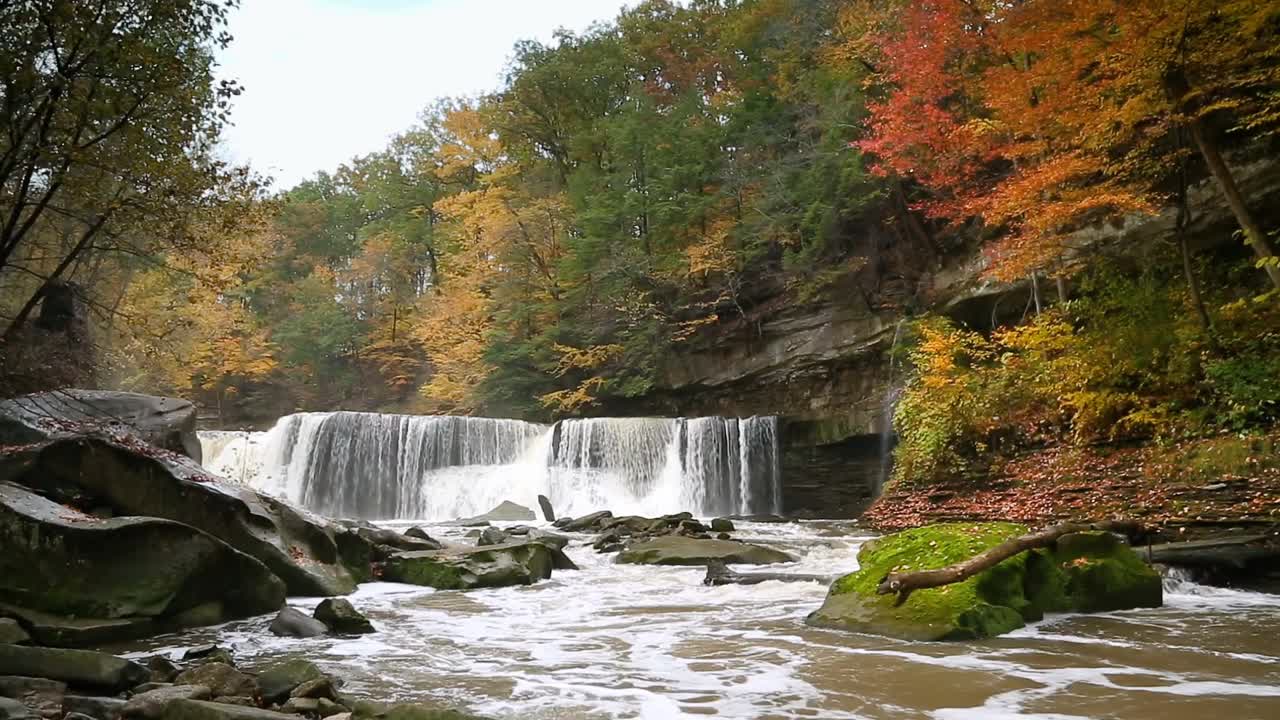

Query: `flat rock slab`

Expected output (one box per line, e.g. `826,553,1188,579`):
159,699,297,720
0,390,200,461
0,645,147,693
123,684,211,719
616,537,795,566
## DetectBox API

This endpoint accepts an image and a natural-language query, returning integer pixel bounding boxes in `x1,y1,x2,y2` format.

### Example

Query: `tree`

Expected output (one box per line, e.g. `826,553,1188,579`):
849,0,1280,290
0,0,244,338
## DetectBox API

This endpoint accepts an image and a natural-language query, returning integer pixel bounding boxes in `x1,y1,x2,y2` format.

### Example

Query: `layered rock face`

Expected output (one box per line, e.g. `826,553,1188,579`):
614,157,1280,517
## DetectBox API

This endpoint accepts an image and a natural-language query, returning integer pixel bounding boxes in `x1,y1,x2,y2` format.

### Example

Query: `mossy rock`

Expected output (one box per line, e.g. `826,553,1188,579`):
382,542,553,590
806,523,1162,641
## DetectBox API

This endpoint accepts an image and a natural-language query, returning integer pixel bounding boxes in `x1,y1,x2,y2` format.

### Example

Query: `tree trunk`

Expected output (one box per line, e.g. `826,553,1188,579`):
1187,120,1280,290
1030,273,1042,315
876,520,1144,605
1055,276,1068,303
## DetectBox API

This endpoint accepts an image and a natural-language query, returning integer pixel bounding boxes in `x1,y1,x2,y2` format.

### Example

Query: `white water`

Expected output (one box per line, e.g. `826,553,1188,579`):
118,521,1280,720
199,412,782,521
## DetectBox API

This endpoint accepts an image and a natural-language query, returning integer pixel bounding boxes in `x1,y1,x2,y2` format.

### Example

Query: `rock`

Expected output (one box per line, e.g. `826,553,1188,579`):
123,685,211,720
475,528,509,547
401,528,441,548
159,699,297,720
383,542,554,590
4,436,354,597
171,664,256,700
524,529,569,551
0,645,147,693
0,676,64,719
0,624,26,647
557,511,612,533
439,519,489,528
145,658,179,685
0,482,284,639
267,608,326,639
0,698,31,720
315,699,347,718
703,559,832,586
0,605,156,648
288,678,337,701
716,533,732,541
351,701,491,720
209,698,253,707
62,695,126,720
536,495,555,522
312,600,374,635
280,698,318,715
256,660,326,705
710,518,735,533
326,715,350,720
64,713,95,720
616,537,795,566
0,390,200,462
467,500,536,523
131,684,172,694
805,523,1163,641
180,647,233,666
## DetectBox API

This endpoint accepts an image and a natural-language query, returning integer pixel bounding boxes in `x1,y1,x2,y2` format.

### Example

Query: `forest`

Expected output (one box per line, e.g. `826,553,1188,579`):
2,0,1279,484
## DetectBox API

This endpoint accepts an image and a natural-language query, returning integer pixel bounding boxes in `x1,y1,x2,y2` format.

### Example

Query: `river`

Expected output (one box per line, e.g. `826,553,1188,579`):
109,519,1280,720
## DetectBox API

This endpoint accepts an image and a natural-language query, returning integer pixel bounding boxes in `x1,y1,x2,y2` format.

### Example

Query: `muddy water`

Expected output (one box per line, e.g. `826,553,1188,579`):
113,522,1280,719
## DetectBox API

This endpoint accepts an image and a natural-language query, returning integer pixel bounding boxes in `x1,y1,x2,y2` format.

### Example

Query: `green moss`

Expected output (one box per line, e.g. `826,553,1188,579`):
384,555,471,590
1049,532,1162,612
817,522,1030,640
809,524,1163,641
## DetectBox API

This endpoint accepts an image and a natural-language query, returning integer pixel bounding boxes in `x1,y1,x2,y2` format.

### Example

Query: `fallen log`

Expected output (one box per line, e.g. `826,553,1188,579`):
1142,534,1279,569
876,520,1143,605
703,559,833,586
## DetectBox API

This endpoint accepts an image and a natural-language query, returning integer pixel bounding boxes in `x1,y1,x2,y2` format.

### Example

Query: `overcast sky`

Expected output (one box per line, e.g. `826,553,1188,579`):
216,0,632,189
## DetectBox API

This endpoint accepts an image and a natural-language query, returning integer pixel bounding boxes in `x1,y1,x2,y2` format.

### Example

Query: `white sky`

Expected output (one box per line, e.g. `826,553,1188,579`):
216,0,632,189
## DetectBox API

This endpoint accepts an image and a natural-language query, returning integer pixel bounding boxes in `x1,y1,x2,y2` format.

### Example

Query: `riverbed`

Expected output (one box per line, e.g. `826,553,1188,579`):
111,521,1280,720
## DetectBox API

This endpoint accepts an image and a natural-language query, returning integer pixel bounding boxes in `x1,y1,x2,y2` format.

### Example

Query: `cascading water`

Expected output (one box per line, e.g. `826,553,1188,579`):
200,411,782,521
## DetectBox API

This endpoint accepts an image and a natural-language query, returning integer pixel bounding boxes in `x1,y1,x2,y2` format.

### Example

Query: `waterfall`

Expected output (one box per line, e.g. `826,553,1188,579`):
200,411,781,521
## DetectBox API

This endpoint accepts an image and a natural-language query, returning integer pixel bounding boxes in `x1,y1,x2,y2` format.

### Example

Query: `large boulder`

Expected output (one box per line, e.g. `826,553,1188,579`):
0,482,283,643
805,523,1163,641
2,436,355,596
616,537,795,566
0,645,147,693
383,542,554,590
0,390,200,462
